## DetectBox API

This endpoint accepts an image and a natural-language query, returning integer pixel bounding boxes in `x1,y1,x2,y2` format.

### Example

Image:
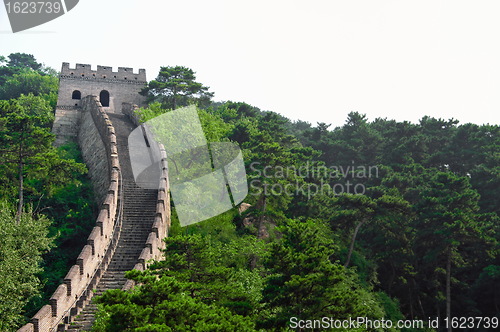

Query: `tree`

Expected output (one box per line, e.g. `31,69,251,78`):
93,231,263,331
414,171,486,327
240,111,319,234
141,66,214,109
148,232,264,317
0,97,85,222
0,70,58,102
6,53,41,71
0,201,53,330
318,111,383,167
94,274,257,332
259,219,386,330
0,53,44,86
15,93,54,126
308,193,412,269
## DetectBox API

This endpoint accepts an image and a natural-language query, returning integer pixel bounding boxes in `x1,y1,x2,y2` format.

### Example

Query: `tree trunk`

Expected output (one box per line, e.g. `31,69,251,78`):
388,262,396,293
173,86,177,109
250,195,267,269
411,277,426,318
16,160,23,225
344,220,365,268
257,195,267,239
446,247,452,332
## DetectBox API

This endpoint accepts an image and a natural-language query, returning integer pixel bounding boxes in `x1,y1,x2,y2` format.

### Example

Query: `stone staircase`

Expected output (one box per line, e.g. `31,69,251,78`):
67,113,158,331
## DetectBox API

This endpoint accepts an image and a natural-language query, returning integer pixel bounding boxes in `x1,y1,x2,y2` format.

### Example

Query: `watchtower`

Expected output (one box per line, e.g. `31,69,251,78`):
53,63,147,145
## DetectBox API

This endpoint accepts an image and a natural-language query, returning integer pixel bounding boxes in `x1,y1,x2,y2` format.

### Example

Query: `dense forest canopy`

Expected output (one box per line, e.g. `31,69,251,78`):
0,53,95,330
0,54,498,331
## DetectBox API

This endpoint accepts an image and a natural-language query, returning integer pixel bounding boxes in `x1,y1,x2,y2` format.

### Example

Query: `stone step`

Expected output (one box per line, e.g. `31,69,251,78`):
65,111,159,331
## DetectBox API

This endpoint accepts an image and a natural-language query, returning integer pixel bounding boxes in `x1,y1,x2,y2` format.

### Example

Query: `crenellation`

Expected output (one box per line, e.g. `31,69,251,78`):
17,323,34,332
49,284,70,318
64,265,80,297
97,65,112,71
118,67,133,72
75,63,91,70
54,63,147,139
87,227,101,256
60,63,147,82
32,305,53,332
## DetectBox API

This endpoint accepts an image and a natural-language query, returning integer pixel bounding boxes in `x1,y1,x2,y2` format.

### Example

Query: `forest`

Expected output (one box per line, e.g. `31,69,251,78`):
0,53,499,331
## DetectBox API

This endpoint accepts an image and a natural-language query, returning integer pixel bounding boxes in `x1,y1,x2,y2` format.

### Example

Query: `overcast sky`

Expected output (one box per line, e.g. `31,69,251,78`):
1,0,499,127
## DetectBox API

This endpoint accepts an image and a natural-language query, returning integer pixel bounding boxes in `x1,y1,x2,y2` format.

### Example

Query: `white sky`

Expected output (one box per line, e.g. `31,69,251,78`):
1,0,499,127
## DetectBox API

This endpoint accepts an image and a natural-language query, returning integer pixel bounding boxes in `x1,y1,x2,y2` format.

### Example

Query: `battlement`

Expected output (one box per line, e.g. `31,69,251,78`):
61,62,147,82
56,62,147,116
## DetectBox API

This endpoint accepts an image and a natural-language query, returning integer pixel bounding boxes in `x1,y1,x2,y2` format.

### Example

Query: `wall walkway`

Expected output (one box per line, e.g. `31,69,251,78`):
18,97,170,332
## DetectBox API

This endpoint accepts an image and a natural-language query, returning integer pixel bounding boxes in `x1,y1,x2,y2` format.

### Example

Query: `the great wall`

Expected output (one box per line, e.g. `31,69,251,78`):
18,63,171,332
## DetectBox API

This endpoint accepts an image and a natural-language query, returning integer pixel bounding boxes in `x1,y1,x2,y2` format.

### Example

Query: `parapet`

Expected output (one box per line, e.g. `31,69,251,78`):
60,62,147,83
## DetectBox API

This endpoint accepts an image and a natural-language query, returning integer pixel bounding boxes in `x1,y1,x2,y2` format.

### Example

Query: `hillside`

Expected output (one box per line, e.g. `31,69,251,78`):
0,53,499,331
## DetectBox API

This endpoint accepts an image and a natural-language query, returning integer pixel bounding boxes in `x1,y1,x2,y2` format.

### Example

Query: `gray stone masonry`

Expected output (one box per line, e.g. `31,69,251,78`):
53,62,147,146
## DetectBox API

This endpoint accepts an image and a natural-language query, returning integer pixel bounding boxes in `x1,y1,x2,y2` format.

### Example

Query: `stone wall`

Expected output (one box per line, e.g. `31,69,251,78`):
122,105,171,290
57,63,147,111
53,63,147,146
122,102,142,126
52,106,81,146
77,97,110,203
18,97,124,332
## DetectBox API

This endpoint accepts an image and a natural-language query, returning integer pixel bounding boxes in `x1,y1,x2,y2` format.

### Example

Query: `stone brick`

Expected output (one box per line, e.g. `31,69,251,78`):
64,265,81,297
32,305,54,332
49,284,70,318
87,227,102,256
56,63,146,115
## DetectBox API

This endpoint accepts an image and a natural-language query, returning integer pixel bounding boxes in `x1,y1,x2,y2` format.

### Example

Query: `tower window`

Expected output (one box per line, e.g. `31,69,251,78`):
72,90,81,100
99,90,110,107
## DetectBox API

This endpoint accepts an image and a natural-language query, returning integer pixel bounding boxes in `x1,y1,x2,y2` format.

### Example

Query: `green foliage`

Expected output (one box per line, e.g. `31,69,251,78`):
94,229,262,330
91,93,499,329
0,69,58,102
140,66,214,109
134,102,164,123
30,142,96,315
15,93,54,126
0,53,58,109
0,97,86,210
375,292,405,324
136,103,233,143
259,219,386,329
473,265,500,315
0,53,41,85
0,65,92,325
93,275,256,332
0,201,53,331
0,51,497,329
5,53,41,71
157,229,265,315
